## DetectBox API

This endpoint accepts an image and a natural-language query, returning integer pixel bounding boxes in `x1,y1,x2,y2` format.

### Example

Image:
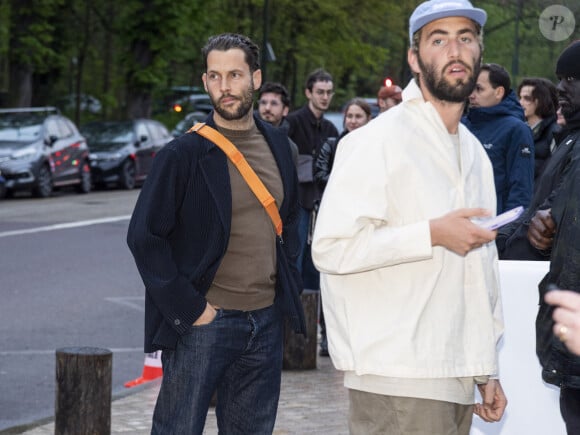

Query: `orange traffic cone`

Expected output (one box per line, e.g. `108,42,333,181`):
124,351,163,388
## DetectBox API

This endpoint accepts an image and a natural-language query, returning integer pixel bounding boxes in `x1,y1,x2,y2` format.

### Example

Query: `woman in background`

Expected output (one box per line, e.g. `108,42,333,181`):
517,77,560,182
314,98,372,190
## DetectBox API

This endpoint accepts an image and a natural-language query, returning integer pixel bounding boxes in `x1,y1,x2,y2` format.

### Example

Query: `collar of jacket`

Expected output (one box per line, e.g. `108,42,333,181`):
401,79,424,103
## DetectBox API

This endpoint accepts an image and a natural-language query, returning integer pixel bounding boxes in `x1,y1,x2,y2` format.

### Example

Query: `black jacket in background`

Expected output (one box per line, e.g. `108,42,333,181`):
532,115,561,183
536,115,580,388
314,130,349,191
286,105,338,209
497,125,580,260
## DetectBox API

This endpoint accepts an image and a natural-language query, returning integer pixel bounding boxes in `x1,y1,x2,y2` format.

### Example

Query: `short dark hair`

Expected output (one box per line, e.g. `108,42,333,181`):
517,77,557,119
259,82,291,107
305,68,333,92
481,63,510,100
202,33,260,72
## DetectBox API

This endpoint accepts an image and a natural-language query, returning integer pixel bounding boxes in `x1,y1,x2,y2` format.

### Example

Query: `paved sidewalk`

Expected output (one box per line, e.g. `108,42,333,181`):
19,355,349,434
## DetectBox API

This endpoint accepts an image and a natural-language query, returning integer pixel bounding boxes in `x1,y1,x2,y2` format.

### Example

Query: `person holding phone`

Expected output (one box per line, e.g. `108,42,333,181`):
311,1,506,433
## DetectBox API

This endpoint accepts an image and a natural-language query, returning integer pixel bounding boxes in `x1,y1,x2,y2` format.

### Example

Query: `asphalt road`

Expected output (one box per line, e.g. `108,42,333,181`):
0,189,147,432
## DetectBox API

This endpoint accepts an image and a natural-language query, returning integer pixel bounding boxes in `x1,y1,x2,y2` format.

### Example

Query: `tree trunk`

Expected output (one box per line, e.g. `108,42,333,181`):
101,1,115,119
8,62,33,107
126,39,153,119
127,90,152,119
8,0,34,107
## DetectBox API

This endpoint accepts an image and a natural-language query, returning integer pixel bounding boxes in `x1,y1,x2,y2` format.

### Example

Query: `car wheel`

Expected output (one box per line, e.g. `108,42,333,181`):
118,160,136,190
34,165,53,198
76,161,92,194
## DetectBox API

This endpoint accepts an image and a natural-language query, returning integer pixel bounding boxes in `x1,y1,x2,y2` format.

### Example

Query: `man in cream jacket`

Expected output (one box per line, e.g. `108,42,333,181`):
311,1,507,434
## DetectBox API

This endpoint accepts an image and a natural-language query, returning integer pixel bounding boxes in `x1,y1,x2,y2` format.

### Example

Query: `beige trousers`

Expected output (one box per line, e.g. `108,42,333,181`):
348,389,474,435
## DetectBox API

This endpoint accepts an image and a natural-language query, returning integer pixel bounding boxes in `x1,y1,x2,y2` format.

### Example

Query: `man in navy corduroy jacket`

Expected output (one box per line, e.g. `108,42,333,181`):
127,33,304,435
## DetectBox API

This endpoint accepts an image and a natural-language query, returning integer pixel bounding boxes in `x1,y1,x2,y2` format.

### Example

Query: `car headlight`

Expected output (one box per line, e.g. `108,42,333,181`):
11,146,38,160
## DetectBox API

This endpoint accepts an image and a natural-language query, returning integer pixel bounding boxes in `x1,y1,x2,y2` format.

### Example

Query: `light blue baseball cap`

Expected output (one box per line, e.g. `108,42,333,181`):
409,0,487,45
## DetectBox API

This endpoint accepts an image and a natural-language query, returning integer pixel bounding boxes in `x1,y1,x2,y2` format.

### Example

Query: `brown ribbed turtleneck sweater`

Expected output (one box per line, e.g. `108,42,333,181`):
205,123,284,311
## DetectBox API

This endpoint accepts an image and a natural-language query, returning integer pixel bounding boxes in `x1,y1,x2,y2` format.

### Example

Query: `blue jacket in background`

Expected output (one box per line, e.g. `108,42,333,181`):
462,90,534,213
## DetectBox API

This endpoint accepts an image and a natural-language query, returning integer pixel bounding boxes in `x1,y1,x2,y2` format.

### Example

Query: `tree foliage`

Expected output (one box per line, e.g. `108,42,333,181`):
0,0,578,123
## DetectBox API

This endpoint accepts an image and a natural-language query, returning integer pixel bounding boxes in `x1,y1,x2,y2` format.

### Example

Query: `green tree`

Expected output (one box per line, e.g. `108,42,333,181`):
120,0,204,118
479,0,579,85
2,0,579,123
7,0,61,107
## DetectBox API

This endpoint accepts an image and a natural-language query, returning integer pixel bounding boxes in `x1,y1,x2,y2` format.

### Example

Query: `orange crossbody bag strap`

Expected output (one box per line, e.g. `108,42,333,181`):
188,122,283,237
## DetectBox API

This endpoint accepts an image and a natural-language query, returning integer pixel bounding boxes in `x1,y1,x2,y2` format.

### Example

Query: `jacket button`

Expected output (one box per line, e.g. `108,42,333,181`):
174,319,181,326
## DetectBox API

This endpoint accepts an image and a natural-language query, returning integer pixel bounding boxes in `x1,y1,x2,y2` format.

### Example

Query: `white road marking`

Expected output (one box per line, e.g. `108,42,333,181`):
105,296,145,312
0,215,131,238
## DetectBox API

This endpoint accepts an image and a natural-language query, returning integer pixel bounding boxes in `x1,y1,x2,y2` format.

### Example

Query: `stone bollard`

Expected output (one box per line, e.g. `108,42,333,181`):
283,289,319,369
55,347,112,435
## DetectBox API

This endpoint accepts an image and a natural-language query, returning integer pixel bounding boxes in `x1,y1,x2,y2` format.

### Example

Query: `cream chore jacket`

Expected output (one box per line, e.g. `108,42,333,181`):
312,80,504,380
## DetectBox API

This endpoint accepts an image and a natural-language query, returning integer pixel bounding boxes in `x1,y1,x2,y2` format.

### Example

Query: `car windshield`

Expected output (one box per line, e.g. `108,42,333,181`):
0,113,44,141
81,122,135,150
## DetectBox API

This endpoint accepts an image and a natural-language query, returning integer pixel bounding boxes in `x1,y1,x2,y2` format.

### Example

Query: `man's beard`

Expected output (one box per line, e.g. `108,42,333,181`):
418,54,481,103
560,99,580,120
211,81,255,120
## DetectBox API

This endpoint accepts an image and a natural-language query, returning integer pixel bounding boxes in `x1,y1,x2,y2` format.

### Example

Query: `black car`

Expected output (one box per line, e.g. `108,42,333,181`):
0,107,92,198
81,119,172,189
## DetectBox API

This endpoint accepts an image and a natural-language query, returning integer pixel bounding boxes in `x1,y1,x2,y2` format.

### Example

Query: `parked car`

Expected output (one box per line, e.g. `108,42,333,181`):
154,85,204,114
58,93,102,114
81,119,172,190
170,93,212,114
171,111,208,137
324,111,344,135
0,107,92,198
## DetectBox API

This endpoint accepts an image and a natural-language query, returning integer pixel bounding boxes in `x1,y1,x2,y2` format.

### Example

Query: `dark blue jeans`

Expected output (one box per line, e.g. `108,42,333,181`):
151,305,283,435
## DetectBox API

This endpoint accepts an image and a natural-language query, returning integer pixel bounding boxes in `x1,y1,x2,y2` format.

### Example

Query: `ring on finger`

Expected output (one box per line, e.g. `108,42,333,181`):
558,325,568,342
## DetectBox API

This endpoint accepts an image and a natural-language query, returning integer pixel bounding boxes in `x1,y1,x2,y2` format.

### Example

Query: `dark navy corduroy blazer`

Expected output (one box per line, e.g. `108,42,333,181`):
127,113,305,352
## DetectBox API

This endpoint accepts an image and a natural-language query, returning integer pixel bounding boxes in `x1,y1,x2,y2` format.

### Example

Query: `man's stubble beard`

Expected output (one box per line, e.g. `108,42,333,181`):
417,53,482,103
212,80,255,121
